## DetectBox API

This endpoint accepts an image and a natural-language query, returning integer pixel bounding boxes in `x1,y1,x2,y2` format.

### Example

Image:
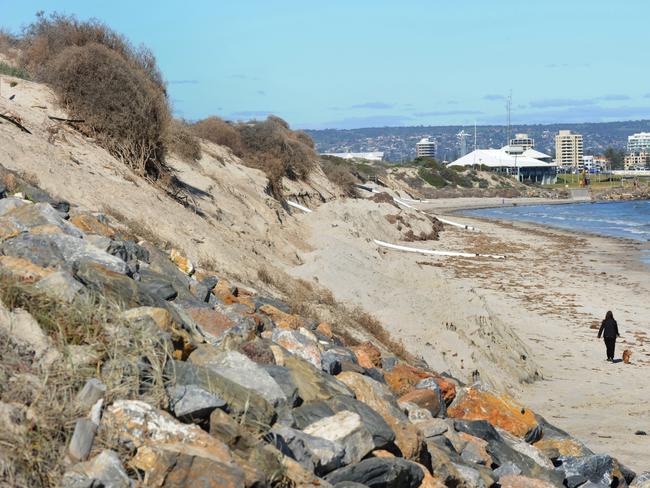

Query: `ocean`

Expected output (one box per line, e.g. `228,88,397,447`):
462,200,650,263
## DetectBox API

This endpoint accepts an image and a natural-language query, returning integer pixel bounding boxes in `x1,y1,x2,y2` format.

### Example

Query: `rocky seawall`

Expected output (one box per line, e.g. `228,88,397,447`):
0,169,648,487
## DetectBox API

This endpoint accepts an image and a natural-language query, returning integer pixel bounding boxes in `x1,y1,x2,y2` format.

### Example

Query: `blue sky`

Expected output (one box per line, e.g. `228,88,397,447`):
3,1,650,129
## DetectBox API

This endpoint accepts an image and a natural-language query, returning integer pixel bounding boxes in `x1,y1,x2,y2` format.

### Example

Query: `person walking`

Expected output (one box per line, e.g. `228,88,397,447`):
598,311,620,362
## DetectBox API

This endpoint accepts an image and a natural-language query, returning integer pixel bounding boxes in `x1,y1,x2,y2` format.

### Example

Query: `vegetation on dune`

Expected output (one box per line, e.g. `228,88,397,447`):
320,157,359,197
165,119,202,162
0,61,30,79
190,116,244,156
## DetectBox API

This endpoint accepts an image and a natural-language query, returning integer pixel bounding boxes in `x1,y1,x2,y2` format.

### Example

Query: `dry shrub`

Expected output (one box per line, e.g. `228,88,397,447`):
46,43,170,177
165,119,202,162
238,116,317,197
191,117,243,155
321,161,358,197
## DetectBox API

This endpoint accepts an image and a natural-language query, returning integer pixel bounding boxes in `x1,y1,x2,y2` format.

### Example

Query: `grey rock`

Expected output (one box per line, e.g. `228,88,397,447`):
417,418,449,438
138,268,178,300
557,454,627,488
416,377,447,418
254,296,291,313
262,364,300,407
69,418,97,462
325,458,424,488
283,353,354,403
363,367,386,384
304,411,375,465
3,202,82,236
493,461,522,478
322,347,357,375
1,233,127,273
167,384,225,421
189,278,210,302
76,378,107,412
272,424,346,476
0,196,28,216
61,449,130,488
139,242,194,301
34,270,84,302
333,483,368,488
106,239,150,263
631,471,650,487
381,356,398,372
201,275,219,290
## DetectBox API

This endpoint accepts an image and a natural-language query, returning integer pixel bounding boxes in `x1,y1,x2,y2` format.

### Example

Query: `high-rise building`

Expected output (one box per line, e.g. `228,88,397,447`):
627,132,650,153
555,130,583,169
416,137,437,159
509,133,535,151
624,152,650,170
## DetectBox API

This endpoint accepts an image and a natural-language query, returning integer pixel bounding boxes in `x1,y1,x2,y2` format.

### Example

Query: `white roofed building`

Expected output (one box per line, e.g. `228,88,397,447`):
322,152,384,161
416,138,437,159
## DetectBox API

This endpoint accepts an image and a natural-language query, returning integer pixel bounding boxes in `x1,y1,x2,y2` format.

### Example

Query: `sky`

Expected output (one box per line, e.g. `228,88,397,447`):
3,0,650,130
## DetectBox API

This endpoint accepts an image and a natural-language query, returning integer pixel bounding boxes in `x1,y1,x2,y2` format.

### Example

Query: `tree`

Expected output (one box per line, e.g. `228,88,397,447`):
603,146,625,170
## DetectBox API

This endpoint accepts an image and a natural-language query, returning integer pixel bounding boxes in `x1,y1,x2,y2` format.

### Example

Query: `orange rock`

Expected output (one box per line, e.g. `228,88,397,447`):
532,436,591,458
398,389,444,417
233,295,255,312
498,475,556,488
70,213,115,237
457,432,492,466
447,388,539,439
187,308,235,338
212,279,238,305
259,304,304,330
384,364,456,403
370,449,394,458
351,341,382,368
316,322,333,338
170,248,194,275
415,463,446,488
0,256,53,283
28,224,64,235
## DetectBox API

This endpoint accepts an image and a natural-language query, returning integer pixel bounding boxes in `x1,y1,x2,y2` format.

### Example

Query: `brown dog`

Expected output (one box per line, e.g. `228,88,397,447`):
623,349,632,364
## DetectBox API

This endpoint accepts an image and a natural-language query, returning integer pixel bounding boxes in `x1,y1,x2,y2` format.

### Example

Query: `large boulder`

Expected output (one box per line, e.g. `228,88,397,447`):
384,363,456,403
303,411,375,465
280,353,353,403
556,454,630,488
324,457,424,488
1,202,82,237
62,450,130,488
271,424,346,475
166,384,226,422
399,389,445,418
34,270,84,302
272,328,322,368
532,415,593,459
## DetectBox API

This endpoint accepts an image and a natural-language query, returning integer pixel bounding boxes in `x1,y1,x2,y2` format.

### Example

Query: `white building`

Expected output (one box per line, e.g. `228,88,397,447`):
448,148,557,184
509,133,535,151
416,137,437,158
627,132,650,153
321,152,384,161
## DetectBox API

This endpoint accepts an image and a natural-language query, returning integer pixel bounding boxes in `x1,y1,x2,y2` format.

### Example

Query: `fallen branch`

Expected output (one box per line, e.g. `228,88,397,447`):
0,112,31,134
48,115,85,123
373,239,505,259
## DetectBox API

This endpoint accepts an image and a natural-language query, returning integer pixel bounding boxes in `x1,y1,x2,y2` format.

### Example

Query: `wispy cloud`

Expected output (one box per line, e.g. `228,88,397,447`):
227,110,274,119
413,110,482,117
483,94,506,101
298,114,412,130
350,101,394,110
598,94,630,101
168,79,199,85
257,90,266,96
529,98,596,108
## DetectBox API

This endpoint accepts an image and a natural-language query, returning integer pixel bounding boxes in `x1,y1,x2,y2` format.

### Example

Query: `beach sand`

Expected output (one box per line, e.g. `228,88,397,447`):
292,197,650,471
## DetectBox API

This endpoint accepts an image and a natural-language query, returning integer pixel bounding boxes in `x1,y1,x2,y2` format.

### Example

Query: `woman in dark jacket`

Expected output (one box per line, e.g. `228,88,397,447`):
598,311,620,361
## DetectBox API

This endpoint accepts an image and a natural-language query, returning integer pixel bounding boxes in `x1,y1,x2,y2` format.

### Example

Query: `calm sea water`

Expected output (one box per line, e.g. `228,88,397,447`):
462,200,650,263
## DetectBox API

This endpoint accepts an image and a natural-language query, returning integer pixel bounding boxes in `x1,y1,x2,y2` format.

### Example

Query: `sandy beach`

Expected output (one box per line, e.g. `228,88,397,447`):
292,196,650,471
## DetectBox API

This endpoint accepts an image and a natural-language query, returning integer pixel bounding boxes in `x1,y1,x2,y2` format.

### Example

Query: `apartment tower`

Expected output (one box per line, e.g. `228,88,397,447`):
555,130,583,168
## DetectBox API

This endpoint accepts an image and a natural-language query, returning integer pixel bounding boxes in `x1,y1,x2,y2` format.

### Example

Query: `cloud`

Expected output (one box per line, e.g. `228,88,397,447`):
227,110,274,119
479,105,650,124
447,100,459,105
350,101,394,110
598,94,630,101
168,79,199,85
529,98,596,108
483,94,506,101
257,90,266,96
298,114,412,130
413,110,482,117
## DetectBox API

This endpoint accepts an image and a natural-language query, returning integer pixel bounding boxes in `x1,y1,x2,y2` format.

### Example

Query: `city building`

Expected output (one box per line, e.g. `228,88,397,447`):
555,130,584,169
416,137,437,159
448,148,557,184
509,133,535,151
321,152,384,161
624,152,650,170
627,132,650,153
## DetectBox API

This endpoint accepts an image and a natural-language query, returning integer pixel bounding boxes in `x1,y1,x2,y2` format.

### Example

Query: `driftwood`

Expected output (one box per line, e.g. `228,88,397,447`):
0,112,31,134
48,115,85,123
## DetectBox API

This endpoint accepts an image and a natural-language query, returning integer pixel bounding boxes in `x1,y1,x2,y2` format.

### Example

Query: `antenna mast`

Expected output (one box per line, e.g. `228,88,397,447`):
506,90,512,146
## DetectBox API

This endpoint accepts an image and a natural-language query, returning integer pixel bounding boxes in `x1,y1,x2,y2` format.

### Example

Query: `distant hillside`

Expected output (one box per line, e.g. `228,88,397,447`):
306,120,650,162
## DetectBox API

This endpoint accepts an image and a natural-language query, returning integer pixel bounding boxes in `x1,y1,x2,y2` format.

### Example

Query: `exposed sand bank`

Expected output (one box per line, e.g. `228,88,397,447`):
292,197,650,471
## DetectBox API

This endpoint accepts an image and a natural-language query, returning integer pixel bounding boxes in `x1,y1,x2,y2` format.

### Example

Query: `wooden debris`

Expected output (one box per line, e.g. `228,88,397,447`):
0,112,31,134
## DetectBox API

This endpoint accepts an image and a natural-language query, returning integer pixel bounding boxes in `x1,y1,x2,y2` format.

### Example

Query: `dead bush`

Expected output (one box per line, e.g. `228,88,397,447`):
46,43,170,177
166,119,202,162
322,161,358,197
191,117,243,155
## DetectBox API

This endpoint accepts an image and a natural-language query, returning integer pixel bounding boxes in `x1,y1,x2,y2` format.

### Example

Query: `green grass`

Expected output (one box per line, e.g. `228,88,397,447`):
0,61,30,80
417,167,447,188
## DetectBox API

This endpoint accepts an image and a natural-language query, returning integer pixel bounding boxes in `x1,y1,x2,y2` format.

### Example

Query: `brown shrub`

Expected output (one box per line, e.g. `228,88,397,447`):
191,117,243,155
165,119,202,162
322,161,358,197
46,43,170,177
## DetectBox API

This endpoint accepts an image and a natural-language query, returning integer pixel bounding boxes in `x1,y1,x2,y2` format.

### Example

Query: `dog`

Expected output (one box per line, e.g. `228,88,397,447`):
623,349,632,364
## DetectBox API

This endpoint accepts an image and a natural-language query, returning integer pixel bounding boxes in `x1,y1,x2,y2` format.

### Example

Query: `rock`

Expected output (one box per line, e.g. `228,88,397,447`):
282,353,354,403
106,239,149,263
337,371,423,460
399,389,444,418
0,304,59,365
1,202,83,237
494,461,523,479
131,446,246,487
69,213,116,238
496,427,553,470
316,322,333,338
351,341,382,368
69,418,97,462
140,242,194,301
188,278,210,302
272,424,346,475
458,432,492,466
304,411,376,465
209,408,246,447
415,377,447,417
200,350,288,406
185,307,235,339
170,248,194,275
631,472,650,488
448,387,541,441
260,303,304,329
532,414,593,459
325,457,425,488
0,196,28,216
416,419,449,439
1,232,127,273
384,363,456,404
499,474,557,488
322,346,358,375
240,338,276,365
0,401,28,437
165,360,276,427
76,378,107,412
62,450,130,488
556,454,628,488
254,296,291,313
272,328,322,368
136,268,177,300
35,270,84,302
261,364,300,407
167,384,226,421
0,255,54,282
